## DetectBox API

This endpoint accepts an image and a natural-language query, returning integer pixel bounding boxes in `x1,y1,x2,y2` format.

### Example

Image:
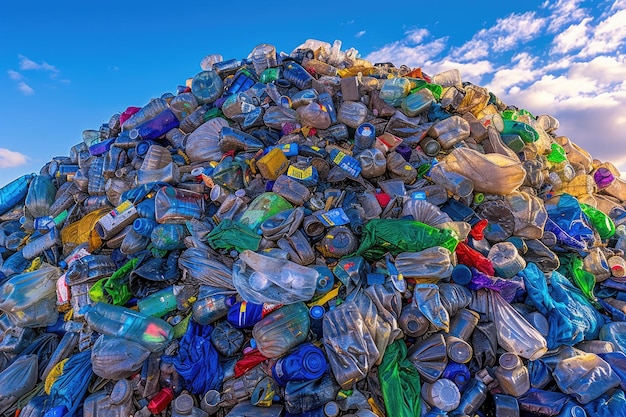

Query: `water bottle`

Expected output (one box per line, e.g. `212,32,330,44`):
272,342,327,386
378,77,412,106
451,378,487,415
122,98,169,131
193,285,237,325
252,302,311,358
401,88,434,117
94,200,139,240
21,227,61,260
337,101,368,128
191,70,224,104
83,302,174,352
283,61,314,90
138,285,193,318
283,372,340,415
0,174,33,216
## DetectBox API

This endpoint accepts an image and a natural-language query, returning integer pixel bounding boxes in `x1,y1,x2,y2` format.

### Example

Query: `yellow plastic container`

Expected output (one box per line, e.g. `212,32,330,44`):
256,147,289,180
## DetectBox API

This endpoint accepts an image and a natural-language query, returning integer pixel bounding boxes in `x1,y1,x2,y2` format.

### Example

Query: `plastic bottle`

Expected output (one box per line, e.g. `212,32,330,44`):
154,185,205,224
451,378,487,416
83,378,136,417
272,342,327,386
138,285,191,318
94,200,139,240
192,285,237,325
252,302,311,358
608,255,626,278
282,61,314,90
401,88,434,117
337,101,368,129
147,387,175,414
283,372,340,415
191,70,224,104
128,108,180,141
494,353,530,397
21,227,61,260
378,77,412,106
122,98,169,131
83,302,174,352
428,163,474,198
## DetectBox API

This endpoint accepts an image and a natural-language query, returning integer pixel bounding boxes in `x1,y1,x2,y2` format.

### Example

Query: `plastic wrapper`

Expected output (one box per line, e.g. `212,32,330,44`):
553,351,620,404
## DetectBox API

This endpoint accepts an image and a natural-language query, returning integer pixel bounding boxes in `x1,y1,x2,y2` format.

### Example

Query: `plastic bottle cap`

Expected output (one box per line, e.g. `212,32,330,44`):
303,349,326,375
310,305,325,320
498,352,521,370
424,379,461,412
174,393,195,414
110,379,132,405
324,401,340,417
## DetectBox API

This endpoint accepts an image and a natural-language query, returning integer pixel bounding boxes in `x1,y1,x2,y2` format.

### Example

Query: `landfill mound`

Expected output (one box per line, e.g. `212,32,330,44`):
1,39,626,417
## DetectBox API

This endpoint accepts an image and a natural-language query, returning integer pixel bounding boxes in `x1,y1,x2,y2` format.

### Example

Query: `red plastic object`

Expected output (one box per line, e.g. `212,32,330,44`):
455,241,495,276
119,106,142,126
147,387,174,414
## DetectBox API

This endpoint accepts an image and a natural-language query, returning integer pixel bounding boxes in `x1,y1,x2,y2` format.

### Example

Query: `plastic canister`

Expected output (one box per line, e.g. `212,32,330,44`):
201,390,221,415
252,302,311,358
493,394,519,417
494,352,530,397
421,378,461,411
272,342,327,386
488,241,526,278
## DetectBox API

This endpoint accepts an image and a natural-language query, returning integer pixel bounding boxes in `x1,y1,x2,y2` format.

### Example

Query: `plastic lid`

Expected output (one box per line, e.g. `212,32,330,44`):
310,305,325,320
424,378,461,411
324,401,340,417
499,352,521,370
447,338,473,364
303,348,326,375
173,393,194,414
110,379,132,405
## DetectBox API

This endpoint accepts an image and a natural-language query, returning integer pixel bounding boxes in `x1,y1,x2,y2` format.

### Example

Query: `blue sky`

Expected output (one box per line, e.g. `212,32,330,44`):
1,0,625,187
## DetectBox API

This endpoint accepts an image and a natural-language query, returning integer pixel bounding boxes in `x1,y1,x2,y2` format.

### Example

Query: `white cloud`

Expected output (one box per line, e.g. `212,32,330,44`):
17,82,34,95
545,0,589,33
364,29,449,68
550,17,592,55
579,9,626,57
355,31,366,38
7,70,22,80
491,12,546,52
18,54,59,73
0,148,29,168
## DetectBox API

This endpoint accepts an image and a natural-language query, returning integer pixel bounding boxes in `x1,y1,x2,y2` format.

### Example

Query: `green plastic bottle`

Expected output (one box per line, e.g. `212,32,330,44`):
501,119,539,143
580,202,616,240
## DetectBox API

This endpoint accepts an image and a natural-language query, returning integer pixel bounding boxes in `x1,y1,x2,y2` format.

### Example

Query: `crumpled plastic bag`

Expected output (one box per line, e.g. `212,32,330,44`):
206,218,261,253
356,219,458,262
0,354,38,414
46,349,93,417
378,339,421,417
178,247,235,290
530,264,604,346
161,320,223,395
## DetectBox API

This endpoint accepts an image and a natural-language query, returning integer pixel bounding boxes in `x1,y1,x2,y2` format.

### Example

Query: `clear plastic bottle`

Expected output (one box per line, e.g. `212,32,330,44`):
83,302,174,352
336,101,368,129
121,98,169,131
252,302,311,358
494,353,530,397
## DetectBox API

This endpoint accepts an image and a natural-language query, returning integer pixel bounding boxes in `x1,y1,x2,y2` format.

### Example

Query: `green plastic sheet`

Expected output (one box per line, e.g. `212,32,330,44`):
206,218,261,253
355,219,458,262
378,339,421,417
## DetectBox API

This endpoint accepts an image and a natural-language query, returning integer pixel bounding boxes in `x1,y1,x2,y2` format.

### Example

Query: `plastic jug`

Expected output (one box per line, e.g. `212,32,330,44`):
252,302,310,358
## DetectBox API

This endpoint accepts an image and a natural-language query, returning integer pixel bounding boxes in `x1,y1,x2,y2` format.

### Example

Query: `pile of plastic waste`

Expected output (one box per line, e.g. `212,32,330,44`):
1,38,626,417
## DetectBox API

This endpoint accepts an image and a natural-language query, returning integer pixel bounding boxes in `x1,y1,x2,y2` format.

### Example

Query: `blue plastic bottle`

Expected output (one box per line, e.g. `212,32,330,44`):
328,148,361,178
272,342,327,386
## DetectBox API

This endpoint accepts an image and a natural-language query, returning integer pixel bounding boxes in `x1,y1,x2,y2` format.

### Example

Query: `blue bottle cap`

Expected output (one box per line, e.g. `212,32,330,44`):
303,346,326,376
451,264,472,285
310,305,325,320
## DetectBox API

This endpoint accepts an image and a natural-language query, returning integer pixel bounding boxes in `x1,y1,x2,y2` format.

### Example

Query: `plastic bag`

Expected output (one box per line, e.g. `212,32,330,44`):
161,321,223,395
356,219,458,262
46,349,93,416
378,339,421,417
553,351,620,404
206,218,261,253
0,354,38,414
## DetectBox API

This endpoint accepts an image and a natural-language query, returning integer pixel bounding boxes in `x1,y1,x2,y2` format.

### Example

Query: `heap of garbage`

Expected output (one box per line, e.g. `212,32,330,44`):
1,39,626,417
